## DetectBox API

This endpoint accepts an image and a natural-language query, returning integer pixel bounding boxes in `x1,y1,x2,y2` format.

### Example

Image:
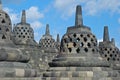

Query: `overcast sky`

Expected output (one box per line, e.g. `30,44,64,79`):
2,0,120,48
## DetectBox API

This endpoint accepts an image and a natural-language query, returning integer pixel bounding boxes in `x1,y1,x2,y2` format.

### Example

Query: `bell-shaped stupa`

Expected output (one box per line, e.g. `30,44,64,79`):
43,5,120,80
0,0,38,78
13,10,38,46
99,26,120,74
39,24,58,53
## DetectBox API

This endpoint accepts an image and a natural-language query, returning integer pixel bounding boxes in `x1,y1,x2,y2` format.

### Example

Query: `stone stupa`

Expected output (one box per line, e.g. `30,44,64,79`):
0,0,38,78
99,26,120,75
43,5,120,80
12,9,48,74
39,24,58,53
39,24,59,71
99,26,120,63
13,10,38,47
55,34,60,52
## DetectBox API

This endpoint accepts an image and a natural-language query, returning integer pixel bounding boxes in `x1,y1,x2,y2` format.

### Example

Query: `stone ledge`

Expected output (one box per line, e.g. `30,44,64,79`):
44,71,119,77
44,77,120,80
0,77,42,80
48,67,112,71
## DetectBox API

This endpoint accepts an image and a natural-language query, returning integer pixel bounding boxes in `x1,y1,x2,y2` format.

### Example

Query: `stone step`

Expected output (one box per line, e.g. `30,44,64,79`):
48,67,112,71
44,77,120,80
49,60,110,67
53,56,103,62
0,62,32,68
0,77,42,80
55,53,100,58
0,68,37,77
44,71,119,77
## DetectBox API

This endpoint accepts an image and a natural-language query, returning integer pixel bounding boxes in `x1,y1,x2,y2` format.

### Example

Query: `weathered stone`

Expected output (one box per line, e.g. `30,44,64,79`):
99,26,120,73
0,0,120,79
0,1,38,78
43,5,120,80
13,10,38,46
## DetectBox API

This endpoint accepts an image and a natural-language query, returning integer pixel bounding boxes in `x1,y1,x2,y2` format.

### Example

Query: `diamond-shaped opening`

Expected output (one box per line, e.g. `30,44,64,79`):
113,51,115,53
92,49,95,52
91,38,94,42
110,48,112,51
110,54,113,57
6,28,9,32
70,38,72,42
105,54,107,57
105,48,107,51
107,58,110,61
117,58,119,61
77,38,80,42
68,48,72,52
73,33,76,37
80,42,84,47
23,36,25,38
1,19,5,23
84,48,88,52
80,34,83,37
76,48,80,53
73,42,77,47
87,34,90,37
84,37,87,42
87,43,91,47
2,35,6,39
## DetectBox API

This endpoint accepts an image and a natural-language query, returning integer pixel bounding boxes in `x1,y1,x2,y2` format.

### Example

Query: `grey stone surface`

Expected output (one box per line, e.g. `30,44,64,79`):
75,5,83,26
55,34,60,51
39,24,58,53
0,0,120,80
43,5,120,80
13,10,38,46
99,26,120,71
0,1,38,78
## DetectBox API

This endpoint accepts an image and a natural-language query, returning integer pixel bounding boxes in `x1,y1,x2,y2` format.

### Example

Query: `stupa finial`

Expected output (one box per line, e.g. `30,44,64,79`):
75,5,83,26
21,10,26,23
56,34,60,42
103,26,110,42
45,24,50,35
111,38,115,46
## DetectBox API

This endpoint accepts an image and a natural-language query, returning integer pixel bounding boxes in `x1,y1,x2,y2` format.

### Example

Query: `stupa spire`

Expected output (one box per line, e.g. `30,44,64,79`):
45,24,50,35
75,5,83,26
103,26,110,42
111,38,115,46
21,10,26,23
56,34,60,42
0,0,2,10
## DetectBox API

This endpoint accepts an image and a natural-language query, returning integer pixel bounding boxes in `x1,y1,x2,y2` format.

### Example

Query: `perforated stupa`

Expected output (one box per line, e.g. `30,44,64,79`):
43,5,120,80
